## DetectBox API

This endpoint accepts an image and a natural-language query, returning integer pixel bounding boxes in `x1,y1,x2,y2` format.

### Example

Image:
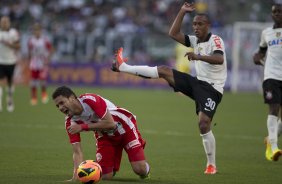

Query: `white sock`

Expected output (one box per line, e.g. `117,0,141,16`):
0,87,3,110
278,118,282,137
267,115,278,151
119,63,159,78
201,131,216,167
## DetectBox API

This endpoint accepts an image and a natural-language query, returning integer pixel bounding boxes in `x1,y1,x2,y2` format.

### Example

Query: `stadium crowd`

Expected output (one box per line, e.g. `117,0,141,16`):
0,0,275,64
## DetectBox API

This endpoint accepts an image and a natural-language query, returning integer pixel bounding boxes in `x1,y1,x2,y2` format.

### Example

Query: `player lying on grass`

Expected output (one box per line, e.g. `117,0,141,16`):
52,86,150,181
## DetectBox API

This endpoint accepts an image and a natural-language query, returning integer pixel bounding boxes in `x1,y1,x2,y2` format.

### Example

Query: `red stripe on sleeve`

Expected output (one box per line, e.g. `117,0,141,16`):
65,117,81,144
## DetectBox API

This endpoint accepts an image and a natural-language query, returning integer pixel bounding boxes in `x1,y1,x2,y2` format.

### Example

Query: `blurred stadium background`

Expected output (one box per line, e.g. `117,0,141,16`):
0,0,275,92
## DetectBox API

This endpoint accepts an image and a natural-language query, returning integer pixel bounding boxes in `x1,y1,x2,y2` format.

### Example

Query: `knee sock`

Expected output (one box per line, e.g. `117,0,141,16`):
277,118,282,137
119,63,159,78
0,87,3,110
201,131,216,167
267,115,279,151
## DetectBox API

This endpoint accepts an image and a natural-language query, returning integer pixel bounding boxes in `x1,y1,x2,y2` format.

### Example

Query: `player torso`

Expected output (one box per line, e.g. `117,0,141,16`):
188,34,227,94
0,28,19,64
65,93,137,143
261,27,282,81
28,36,51,69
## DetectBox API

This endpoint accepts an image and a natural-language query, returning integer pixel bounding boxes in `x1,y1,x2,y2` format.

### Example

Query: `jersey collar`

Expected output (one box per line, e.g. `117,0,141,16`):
197,32,212,44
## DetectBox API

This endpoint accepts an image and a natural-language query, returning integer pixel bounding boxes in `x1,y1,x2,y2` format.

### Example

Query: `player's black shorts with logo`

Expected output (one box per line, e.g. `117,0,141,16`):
263,79,282,105
172,69,223,118
0,64,16,84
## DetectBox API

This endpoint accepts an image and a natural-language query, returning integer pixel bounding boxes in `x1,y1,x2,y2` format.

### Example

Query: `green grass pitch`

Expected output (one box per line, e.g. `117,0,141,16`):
0,86,281,184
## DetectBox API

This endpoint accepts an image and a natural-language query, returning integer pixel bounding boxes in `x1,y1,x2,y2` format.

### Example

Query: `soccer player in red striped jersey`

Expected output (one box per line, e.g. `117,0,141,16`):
52,86,150,181
28,23,54,105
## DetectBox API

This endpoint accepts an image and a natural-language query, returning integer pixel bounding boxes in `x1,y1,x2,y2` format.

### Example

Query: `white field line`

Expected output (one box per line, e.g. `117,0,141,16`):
0,123,261,141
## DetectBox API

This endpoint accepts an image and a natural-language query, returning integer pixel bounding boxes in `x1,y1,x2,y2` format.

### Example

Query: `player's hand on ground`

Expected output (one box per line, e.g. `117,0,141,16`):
67,124,82,134
181,2,195,13
185,52,199,61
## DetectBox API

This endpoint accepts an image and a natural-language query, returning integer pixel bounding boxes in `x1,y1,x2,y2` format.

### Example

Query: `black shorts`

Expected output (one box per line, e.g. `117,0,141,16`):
263,79,282,105
0,64,16,84
172,69,223,118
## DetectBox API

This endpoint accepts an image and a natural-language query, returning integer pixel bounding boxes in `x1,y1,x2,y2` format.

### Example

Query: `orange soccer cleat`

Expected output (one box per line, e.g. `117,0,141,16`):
204,164,217,175
111,47,127,72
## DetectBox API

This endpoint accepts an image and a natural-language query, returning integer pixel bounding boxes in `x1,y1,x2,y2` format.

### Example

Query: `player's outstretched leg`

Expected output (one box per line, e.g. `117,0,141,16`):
111,47,159,79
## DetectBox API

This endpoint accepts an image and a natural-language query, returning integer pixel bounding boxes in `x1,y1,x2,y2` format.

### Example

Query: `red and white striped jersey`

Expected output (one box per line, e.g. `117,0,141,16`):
65,93,137,144
28,35,52,69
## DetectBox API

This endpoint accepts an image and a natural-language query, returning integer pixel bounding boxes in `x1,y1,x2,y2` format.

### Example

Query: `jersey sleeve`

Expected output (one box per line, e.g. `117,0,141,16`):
10,29,20,42
211,35,224,54
65,117,81,144
44,38,52,51
186,35,197,48
259,29,267,48
82,94,107,119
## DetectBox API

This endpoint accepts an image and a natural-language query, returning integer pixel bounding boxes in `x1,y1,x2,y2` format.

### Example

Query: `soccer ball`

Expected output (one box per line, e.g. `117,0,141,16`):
77,160,102,184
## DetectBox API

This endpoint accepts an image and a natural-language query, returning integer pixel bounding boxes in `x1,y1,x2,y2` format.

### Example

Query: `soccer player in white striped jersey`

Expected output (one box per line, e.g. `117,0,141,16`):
112,2,227,174
253,3,282,162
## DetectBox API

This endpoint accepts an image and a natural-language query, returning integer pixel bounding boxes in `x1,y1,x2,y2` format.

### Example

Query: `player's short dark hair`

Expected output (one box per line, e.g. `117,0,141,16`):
195,13,210,23
52,86,77,99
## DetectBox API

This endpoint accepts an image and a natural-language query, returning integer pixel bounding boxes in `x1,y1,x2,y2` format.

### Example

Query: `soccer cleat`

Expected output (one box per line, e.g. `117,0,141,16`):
41,93,49,104
30,98,38,106
140,172,150,180
111,47,127,72
272,149,282,161
264,137,273,161
204,165,217,175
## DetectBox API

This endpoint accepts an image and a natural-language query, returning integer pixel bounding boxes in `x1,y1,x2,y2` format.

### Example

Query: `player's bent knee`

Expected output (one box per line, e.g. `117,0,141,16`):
102,173,114,180
158,65,172,77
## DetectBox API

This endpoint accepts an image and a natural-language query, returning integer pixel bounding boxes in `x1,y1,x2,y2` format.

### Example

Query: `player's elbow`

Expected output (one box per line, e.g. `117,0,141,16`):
216,59,224,65
168,31,178,40
107,122,117,131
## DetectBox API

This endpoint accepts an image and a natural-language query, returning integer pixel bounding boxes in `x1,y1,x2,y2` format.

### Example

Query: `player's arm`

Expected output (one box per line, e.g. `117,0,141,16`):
46,40,55,63
1,40,20,50
67,110,117,134
169,2,195,45
185,51,224,65
66,142,83,182
253,47,267,65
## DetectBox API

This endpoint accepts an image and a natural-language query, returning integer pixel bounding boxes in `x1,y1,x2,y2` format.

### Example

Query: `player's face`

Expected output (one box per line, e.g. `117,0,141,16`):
272,5,282,25
192,15,210,41
33,25,42,37
0,16,11,30
54,95,77,116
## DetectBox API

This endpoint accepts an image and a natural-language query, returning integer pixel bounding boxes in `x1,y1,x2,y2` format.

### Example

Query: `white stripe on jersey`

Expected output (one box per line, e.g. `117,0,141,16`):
110,110,135,129
260,27,282,81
